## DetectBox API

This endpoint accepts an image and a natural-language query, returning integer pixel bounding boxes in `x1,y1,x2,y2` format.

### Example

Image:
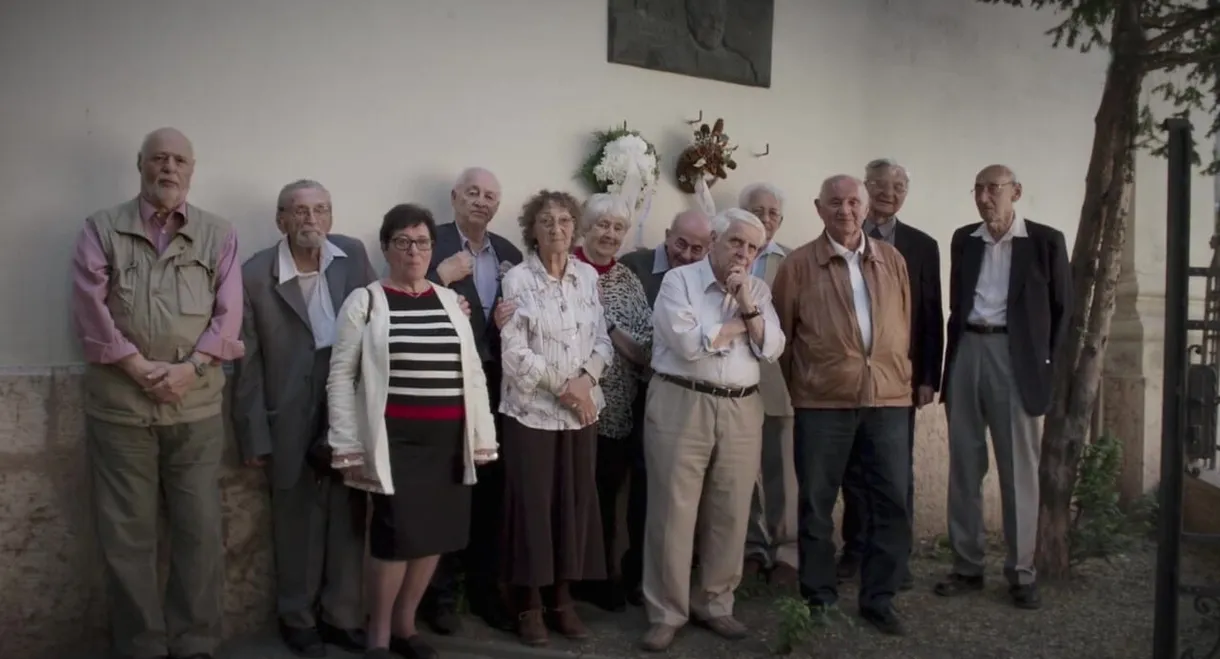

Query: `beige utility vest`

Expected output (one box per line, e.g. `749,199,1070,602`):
83,198,231,426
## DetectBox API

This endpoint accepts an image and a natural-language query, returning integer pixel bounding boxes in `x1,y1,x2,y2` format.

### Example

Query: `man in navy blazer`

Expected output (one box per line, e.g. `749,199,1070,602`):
422,167,523,634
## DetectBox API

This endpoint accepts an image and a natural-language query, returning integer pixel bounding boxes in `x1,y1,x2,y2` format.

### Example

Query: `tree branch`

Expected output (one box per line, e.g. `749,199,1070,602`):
1144,5,1220,52
1146,48,1220,71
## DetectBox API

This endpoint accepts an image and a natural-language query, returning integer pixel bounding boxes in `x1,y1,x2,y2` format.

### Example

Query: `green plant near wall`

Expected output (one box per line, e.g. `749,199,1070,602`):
1069,433,1154,565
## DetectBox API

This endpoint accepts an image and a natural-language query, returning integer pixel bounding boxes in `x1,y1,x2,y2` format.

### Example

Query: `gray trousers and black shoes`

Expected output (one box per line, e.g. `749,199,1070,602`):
793,407,911,613
946,331,1042,586
269,347,365,631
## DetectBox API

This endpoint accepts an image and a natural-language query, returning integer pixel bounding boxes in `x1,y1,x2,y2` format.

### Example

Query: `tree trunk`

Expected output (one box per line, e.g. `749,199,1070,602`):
1034,0,1146,579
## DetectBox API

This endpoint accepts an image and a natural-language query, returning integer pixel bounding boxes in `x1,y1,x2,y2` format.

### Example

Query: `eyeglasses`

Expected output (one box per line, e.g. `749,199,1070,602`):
281,205,333,221
972,182,1014,196
390,237,433,252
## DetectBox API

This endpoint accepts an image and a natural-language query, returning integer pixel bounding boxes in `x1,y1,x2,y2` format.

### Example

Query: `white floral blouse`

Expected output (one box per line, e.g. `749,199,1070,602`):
499,252,613,431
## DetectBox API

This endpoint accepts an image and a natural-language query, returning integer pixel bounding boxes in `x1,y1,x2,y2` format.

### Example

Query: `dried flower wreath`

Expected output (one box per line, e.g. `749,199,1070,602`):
674,118,738,194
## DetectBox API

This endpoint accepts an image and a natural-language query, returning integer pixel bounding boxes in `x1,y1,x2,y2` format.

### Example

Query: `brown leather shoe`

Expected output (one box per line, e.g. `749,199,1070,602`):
769,562,799,587
640,624,679,652
696,615,748,640
517,609,548,646
549,605,589,640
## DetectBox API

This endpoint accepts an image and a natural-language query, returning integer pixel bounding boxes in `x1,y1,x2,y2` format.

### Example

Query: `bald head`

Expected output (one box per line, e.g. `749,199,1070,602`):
973,164,1022,231
664,209,713,268
137,127,195,212
451,166,502,229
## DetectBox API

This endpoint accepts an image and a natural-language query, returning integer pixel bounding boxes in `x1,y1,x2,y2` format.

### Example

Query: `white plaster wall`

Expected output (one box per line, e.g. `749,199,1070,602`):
0,0,1141,368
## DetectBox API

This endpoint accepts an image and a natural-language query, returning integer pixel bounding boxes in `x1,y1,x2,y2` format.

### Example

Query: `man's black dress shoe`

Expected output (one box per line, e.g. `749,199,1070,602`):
860,606,906,636
1010,583,1042,609
318,620,367,651
280,623,326,658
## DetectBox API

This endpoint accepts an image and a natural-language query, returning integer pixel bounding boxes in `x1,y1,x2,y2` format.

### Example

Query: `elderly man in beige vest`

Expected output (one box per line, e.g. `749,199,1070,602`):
738,183,799,586
70,128,244,659
640,208,785,652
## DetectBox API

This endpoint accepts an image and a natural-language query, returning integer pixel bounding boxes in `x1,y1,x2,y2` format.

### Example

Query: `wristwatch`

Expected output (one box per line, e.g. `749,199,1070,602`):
580,367,598,386
740,307,762,320
185,354,207,377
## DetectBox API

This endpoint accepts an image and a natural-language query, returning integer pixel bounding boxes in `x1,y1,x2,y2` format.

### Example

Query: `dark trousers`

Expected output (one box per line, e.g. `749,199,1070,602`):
840,406,917,573
794,407,911,612
593,386,647,589
428,360,505,610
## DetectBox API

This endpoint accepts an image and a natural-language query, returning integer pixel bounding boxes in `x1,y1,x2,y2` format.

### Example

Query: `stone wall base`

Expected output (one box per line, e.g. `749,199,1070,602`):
0,369,1002,658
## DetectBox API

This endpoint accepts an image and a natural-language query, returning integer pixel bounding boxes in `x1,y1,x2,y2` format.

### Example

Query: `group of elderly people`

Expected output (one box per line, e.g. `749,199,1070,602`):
75,127,1069,659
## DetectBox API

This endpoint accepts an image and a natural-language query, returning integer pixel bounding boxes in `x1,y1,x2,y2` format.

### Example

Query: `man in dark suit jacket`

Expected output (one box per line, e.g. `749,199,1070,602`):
839,160,944,591
231,180,376,657
616,209,712,604
423,167,523,633
933,164,1070,610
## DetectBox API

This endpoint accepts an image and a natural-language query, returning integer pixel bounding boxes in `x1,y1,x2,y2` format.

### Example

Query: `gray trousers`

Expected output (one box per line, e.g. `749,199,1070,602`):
87,415,225,659
946,331,1042,585
270,473,366,629
745,414,798,568
270,346,366,630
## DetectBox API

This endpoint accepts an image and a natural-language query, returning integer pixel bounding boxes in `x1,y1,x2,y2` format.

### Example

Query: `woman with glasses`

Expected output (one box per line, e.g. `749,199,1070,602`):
498,190,613,646
327,203,498,659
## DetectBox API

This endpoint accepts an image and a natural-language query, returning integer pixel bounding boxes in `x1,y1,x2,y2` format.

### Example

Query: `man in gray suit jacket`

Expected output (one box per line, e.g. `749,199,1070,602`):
232,180,376,657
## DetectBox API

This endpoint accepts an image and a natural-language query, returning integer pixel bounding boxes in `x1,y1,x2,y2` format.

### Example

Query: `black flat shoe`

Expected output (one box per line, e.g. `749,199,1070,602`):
391,634,439,659
933,573,984,597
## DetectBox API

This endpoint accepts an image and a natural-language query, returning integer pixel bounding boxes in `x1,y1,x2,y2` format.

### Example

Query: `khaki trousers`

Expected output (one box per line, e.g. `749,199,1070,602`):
641,377,764,626
88,415,225,659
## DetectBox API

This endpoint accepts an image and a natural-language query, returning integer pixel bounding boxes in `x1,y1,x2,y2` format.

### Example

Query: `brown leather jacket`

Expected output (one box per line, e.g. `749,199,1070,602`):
771,233,912,409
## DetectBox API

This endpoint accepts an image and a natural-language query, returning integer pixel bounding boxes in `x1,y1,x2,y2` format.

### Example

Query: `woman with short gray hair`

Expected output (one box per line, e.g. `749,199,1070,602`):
572,192,653,611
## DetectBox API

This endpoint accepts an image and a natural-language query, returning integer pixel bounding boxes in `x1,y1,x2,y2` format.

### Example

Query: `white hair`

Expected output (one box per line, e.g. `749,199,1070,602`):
738,182,785,211
864,158,911,183
277,179,329,211
453,166,499,191
711,207,766,240
580,193,634,232
818,175,870,206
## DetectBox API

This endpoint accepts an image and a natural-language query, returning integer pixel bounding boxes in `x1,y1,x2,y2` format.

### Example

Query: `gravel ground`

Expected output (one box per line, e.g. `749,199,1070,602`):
207,536,1220,659
447,538,1172,659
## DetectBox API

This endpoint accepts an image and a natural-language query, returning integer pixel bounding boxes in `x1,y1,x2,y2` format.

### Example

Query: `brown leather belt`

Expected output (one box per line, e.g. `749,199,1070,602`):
966,324,1008,334
656,373,759,399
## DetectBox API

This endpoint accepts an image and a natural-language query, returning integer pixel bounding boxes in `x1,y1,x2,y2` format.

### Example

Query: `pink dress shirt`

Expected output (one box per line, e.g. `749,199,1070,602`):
70,198,245,364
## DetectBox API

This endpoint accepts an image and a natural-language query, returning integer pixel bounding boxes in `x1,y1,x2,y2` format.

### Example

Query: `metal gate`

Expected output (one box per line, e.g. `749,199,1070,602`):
1153,118,1220,659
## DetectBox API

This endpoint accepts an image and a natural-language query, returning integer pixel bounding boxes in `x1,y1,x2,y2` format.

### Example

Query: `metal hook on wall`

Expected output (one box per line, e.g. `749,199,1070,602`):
754,143,770,157
685,110,703,125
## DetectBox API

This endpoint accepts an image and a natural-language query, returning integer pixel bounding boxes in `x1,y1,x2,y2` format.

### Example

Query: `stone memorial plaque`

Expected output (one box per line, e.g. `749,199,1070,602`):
607,0,774,88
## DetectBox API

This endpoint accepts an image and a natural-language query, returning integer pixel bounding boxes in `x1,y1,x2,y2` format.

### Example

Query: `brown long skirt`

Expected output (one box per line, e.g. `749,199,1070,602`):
501,416,606,587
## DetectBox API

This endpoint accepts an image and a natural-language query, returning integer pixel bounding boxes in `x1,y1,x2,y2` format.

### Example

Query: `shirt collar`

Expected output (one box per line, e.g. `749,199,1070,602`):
456,223,494,254
827,233,867,259
138,197,187,223
759,240,785,259
526,250,578,282
863,216,898,239
277,238,347,285
971,215,1028,244
693,257,721,293
652,243,671,274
